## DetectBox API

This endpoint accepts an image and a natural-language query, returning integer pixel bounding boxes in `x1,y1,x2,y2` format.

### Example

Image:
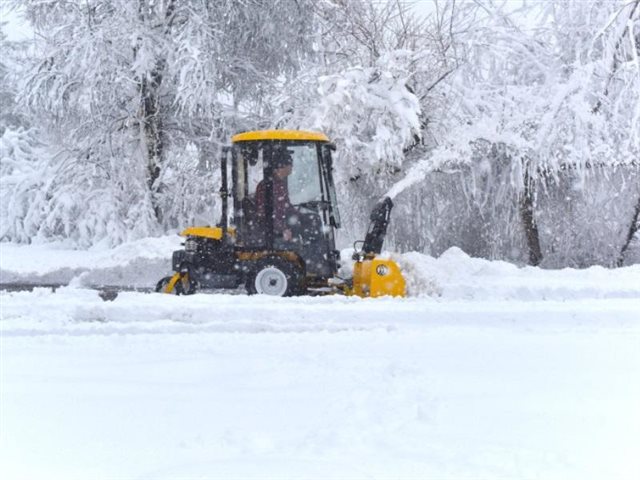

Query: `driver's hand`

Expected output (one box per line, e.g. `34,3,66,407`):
283,229,293,242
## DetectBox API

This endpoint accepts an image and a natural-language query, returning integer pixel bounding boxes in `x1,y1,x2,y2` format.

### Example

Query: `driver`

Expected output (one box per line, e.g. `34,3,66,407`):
255,149,298,243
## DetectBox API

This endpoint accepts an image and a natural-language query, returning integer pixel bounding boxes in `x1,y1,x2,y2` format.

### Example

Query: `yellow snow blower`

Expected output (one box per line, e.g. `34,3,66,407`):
157,130,405,297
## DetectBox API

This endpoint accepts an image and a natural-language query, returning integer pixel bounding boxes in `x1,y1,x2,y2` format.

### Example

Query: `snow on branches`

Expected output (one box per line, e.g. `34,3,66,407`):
309,50,421,183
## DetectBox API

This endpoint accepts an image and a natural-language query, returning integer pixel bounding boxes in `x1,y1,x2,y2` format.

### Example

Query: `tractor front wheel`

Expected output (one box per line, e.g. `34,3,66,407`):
155,273,197,295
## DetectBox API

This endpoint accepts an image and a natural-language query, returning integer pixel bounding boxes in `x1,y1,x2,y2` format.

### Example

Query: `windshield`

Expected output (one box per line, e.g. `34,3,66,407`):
287,144,323,205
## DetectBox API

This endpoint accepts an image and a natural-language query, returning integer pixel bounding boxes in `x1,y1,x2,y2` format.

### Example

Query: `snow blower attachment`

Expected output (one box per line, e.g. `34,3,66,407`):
349,197,406,298
156,130,406,298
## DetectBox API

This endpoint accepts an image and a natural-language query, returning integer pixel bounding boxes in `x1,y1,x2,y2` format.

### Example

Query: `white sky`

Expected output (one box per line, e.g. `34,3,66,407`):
0,1,433,43
0,0,533,43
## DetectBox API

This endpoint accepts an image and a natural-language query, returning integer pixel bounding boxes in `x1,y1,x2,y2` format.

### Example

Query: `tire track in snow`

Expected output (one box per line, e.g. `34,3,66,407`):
1,288,638,337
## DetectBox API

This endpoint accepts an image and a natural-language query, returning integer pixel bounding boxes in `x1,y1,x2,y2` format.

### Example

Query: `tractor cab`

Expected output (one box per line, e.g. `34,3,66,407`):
228,130,341,282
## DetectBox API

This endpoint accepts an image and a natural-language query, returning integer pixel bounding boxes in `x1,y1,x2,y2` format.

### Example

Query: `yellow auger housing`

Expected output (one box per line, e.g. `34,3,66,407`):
351,257,406,298
346,196,406,298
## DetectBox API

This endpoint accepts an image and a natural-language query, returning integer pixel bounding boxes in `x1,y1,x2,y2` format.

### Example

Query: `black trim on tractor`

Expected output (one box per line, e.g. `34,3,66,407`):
354,197,394,260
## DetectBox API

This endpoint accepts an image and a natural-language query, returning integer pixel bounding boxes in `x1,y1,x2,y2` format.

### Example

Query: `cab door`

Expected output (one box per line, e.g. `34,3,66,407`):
232,141,265,248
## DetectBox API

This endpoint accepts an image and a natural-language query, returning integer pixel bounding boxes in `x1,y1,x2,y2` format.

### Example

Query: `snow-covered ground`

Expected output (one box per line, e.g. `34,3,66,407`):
1,238,639,479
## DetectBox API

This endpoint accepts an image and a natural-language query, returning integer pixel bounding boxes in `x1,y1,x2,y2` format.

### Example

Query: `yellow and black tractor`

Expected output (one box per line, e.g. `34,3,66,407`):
157,130,405,297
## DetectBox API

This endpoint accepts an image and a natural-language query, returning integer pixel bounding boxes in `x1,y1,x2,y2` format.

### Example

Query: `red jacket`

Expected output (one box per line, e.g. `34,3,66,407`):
255,177,295,233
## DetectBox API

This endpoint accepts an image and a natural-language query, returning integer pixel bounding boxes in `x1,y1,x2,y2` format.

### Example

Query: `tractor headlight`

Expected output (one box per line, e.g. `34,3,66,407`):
376,264,389,276
184,238,198,253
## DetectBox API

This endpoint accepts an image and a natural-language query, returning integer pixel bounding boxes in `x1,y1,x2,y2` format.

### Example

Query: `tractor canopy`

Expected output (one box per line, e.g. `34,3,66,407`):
226,130,341,280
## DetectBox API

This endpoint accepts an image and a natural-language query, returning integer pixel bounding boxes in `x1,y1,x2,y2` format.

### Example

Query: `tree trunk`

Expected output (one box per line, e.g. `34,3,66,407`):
519,169,543,266
135,0,175,225
140,73,164,224
617,192,640,267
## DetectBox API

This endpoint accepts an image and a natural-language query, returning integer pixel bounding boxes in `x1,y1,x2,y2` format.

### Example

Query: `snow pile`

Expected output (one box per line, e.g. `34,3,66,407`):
0,235,181,287
397,247,640,301
2,237,639,301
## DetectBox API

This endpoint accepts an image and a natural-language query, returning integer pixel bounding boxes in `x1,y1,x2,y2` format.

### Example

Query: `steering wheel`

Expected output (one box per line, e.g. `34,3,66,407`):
294,200,330,212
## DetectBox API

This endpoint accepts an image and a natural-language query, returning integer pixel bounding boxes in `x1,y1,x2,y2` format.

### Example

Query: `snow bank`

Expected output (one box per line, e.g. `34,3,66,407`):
396,247,640,300
2,238,639,300
0,236,181,287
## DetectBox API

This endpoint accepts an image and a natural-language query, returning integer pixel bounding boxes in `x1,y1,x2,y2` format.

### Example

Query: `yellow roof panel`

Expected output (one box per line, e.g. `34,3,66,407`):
232,130,330,143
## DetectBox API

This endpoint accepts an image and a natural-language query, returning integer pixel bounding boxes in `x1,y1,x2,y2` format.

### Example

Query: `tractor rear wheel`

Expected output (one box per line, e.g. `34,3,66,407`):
246,257,304,296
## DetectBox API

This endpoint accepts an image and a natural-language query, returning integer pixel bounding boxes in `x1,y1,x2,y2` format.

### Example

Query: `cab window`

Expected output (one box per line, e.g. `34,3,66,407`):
288,144,322,205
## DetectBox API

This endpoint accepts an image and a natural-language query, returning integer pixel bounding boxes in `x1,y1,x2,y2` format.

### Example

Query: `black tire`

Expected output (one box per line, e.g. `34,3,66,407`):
245,257,304,297
155,276,174,293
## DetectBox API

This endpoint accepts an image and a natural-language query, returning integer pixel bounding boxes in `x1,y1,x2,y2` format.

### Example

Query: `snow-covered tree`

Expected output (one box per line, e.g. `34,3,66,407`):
0,23,29,132
0,23,47,243
5,0,316,246
2,0,638,266
273,0,466,241
384,0,640,266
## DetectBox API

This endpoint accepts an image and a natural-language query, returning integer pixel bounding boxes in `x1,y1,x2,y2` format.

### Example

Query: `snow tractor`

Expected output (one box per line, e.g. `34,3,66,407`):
157,130,405,297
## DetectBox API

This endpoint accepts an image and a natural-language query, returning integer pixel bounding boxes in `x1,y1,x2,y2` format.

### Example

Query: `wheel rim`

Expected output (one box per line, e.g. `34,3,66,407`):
254,266,288,296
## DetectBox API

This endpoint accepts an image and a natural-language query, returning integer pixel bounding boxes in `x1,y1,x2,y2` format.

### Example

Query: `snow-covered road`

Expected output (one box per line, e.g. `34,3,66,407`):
1,240,639,479
2,289,639,480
